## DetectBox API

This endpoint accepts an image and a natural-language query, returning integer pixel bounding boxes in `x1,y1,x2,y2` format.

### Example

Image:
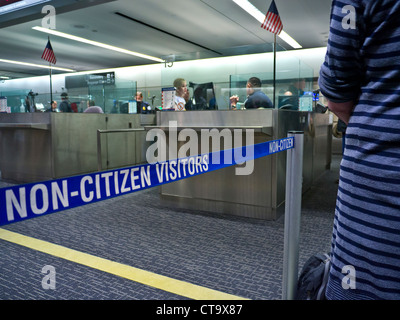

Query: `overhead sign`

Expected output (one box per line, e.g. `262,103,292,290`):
87,72,115,86
65,72,115,89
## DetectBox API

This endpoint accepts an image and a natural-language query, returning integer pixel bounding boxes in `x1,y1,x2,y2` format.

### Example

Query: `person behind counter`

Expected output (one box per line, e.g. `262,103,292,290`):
84,100,104,113
135,91,150,114
279,78,306,110
173,78,188,111
183,88,192,110
285,78,305,97
46,100,58,112
230,77,273,110
59,92,72,113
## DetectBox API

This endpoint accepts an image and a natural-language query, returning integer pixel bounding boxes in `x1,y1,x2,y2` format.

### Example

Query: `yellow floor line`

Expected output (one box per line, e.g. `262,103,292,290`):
0,228,248,300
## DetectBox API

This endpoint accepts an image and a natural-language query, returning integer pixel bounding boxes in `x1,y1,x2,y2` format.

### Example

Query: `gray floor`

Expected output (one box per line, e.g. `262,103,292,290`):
0,155,340,300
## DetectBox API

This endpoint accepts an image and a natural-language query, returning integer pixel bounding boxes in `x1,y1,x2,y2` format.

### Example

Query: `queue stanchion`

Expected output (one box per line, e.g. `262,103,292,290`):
282,131,304,300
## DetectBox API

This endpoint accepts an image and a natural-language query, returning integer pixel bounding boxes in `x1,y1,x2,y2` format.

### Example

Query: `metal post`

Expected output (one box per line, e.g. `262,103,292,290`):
273,33,277,108
282,131,304,300
97,129,102,171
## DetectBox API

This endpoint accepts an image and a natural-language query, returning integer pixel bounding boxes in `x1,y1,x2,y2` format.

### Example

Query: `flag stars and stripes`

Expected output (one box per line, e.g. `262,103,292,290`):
41,39,57,65
261,0,283,35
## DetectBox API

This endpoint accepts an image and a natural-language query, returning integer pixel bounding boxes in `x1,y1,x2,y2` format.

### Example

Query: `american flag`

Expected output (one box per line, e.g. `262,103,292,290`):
261,0,283,35
41,39,57,65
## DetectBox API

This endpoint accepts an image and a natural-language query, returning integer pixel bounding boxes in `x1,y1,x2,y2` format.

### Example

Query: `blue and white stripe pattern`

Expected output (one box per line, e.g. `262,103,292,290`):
319,0,400,300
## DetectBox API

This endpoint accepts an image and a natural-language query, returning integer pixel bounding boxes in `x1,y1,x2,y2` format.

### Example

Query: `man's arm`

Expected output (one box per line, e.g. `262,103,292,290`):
327,100,355,125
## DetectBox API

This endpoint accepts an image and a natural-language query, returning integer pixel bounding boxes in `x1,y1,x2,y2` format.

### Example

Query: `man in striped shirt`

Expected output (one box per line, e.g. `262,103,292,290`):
319,0,400,299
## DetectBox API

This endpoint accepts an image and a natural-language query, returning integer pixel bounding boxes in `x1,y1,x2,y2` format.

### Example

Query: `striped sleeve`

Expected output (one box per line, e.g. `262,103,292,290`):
318,0,364,103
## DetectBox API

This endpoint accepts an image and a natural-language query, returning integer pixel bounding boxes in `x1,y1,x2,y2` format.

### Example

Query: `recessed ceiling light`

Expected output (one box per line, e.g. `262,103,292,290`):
0,58,75,72
232,0,302,49
0,0,51,15
32,26,165,63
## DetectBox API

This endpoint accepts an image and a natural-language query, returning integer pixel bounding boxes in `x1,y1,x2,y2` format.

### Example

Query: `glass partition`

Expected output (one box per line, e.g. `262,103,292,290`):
0,78,138,114
230,55,314,110
64,73,137,114
161,47,313,111
0,43,315,114
0,89,33,113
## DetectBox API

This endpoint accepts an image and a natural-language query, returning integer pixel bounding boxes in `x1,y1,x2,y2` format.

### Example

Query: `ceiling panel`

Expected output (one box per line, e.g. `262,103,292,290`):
0,0,332,79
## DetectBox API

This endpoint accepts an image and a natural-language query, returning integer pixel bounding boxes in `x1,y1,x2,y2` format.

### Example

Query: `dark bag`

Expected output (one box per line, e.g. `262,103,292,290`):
296,253,331,300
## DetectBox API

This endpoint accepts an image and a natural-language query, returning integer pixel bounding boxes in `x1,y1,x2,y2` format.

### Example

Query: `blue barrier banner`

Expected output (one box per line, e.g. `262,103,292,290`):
0,137,294,227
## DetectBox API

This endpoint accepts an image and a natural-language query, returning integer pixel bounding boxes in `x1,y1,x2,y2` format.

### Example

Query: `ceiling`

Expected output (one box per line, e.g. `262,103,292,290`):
0,0,332,79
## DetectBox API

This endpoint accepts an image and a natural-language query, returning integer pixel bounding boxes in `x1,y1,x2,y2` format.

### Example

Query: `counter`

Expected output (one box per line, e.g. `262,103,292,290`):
0,113,155,183
150,109,331,220
0,110,331,221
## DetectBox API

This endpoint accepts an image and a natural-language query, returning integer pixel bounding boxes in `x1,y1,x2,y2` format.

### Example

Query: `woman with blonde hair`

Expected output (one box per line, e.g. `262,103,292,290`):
173,78,188,111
